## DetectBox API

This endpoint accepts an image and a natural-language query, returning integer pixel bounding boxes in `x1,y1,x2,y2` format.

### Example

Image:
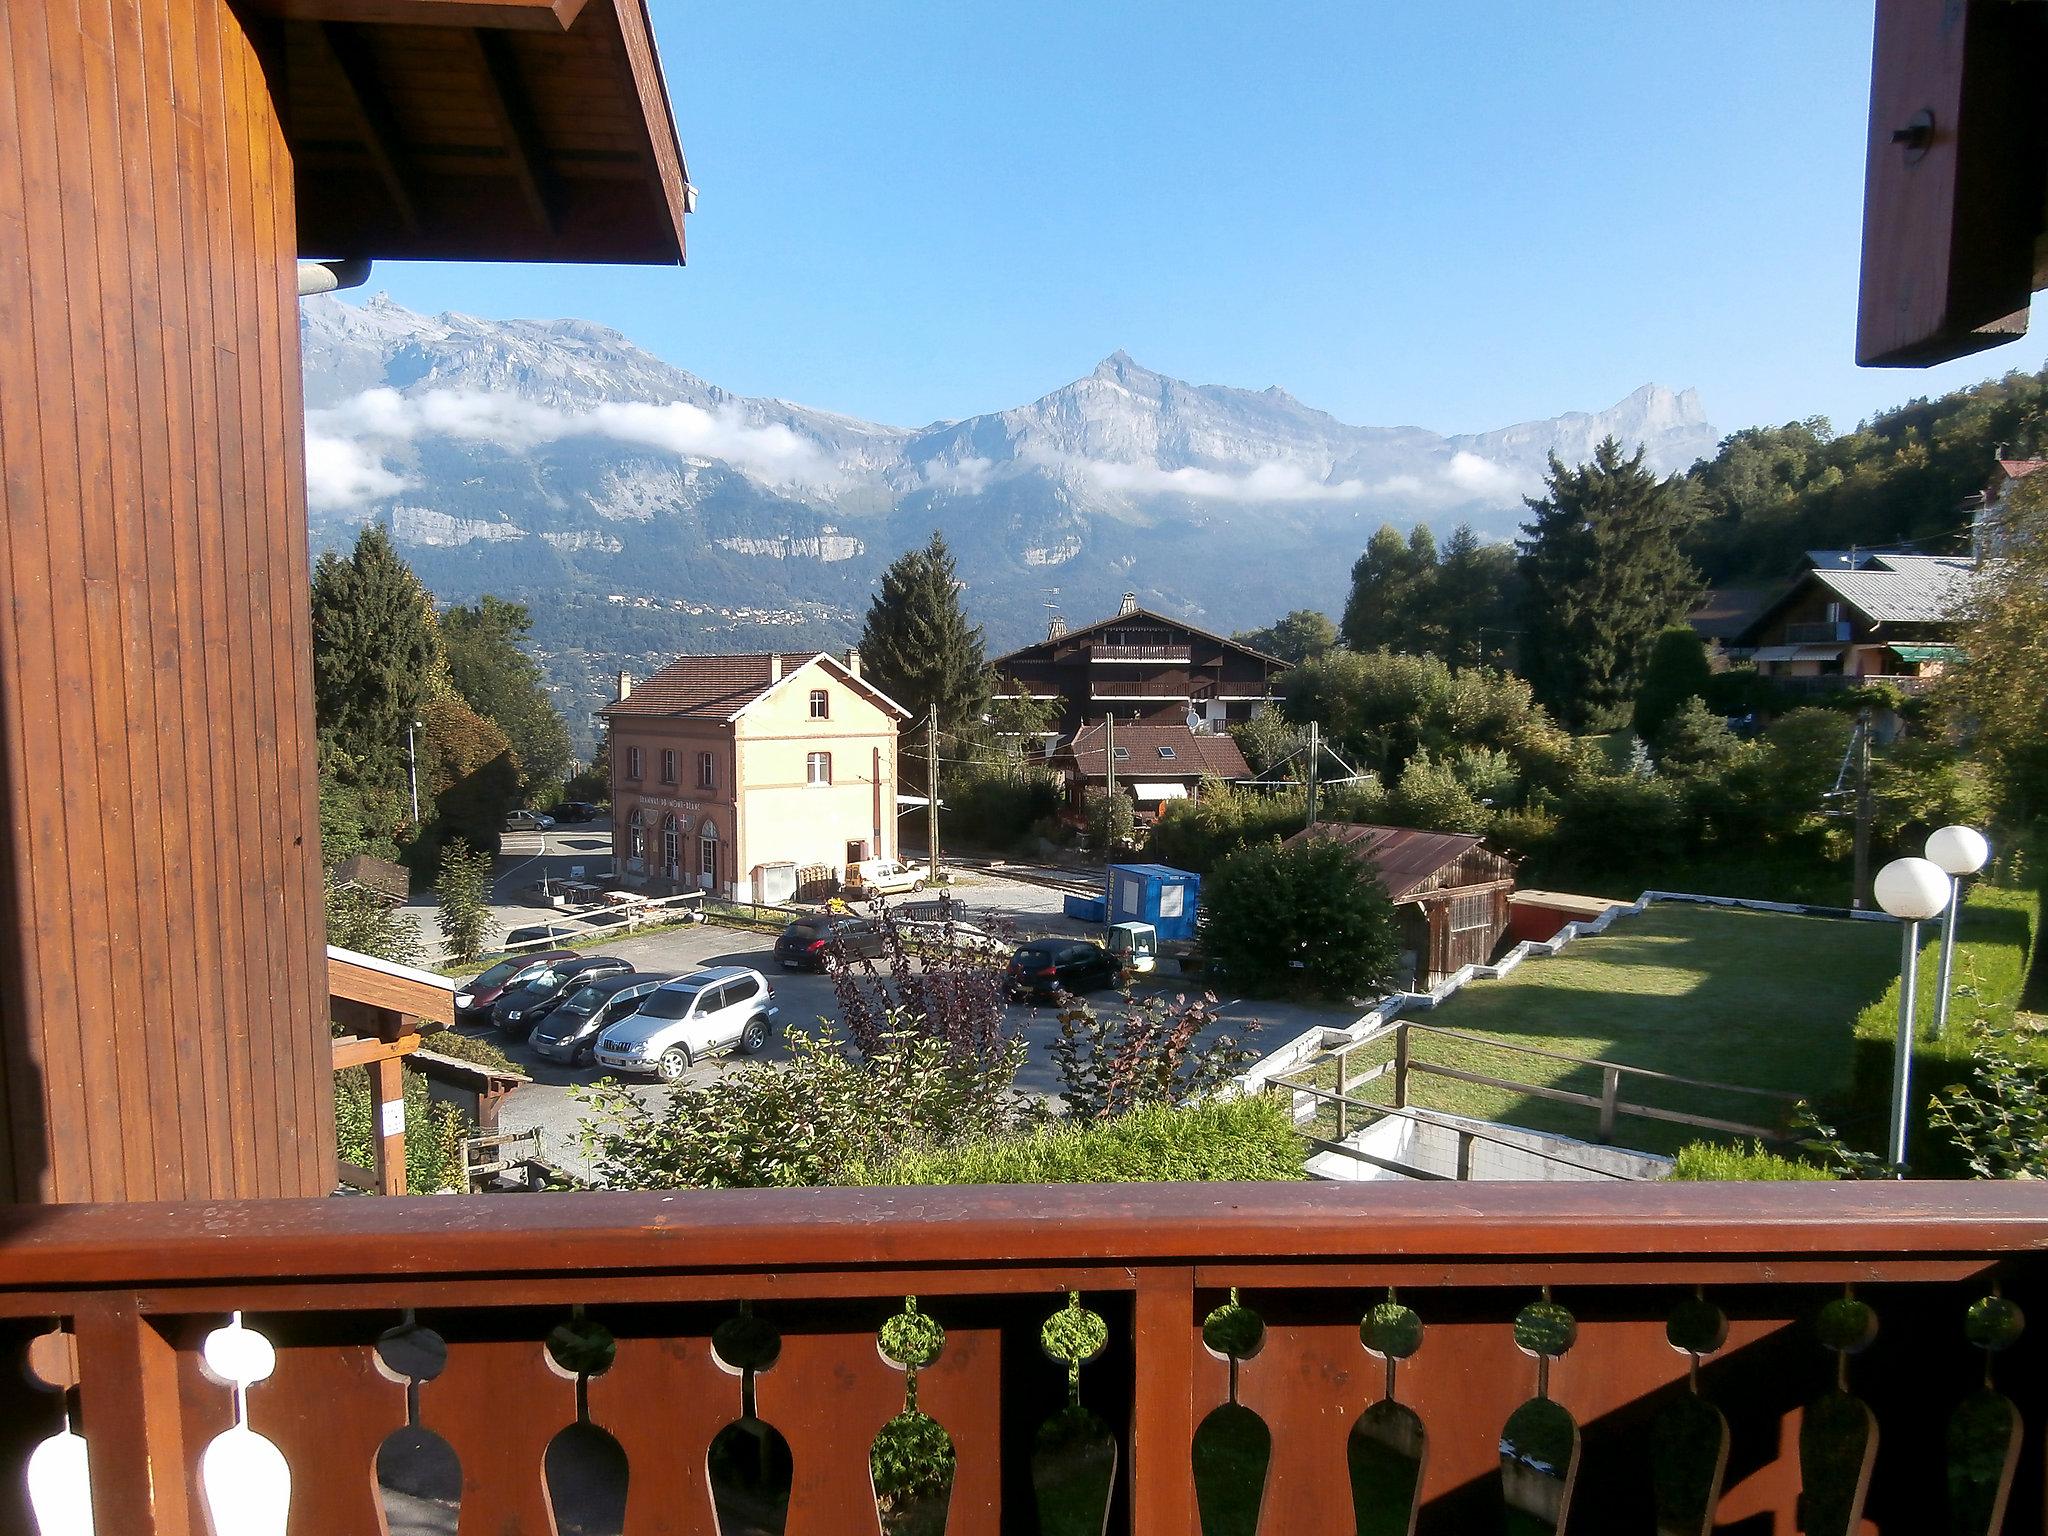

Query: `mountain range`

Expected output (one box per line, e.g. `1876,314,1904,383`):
301,294,1719,739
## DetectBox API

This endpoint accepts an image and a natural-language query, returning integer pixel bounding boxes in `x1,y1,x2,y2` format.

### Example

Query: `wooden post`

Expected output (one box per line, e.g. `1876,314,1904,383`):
1335,1092,1348,1140
1131,1267,1197,1536
1597,1066,1621,1145
1392,1024,1410,1110
73,1296,192,1535
370,1056,408,1195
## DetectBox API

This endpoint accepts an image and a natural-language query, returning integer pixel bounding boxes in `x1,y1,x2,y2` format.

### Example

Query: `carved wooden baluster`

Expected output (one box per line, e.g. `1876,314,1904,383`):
1798,1289,1879,1536
872,1298,955,1536
1651,1292,1729,1536
196,1314,292,1536
23,1325,90,1536
1031,1293,1115,1536
1191,1290,1270,1536
1500,1291,1580,1535
544,1309,630,1536
1948,1289,2025,1534
709,1305,794,1536
1349,1291,1424,1536
373,1313,462,1536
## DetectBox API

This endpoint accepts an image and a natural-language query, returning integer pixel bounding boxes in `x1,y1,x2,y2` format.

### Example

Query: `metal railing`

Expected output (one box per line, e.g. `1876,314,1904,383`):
3,1183,2043,1533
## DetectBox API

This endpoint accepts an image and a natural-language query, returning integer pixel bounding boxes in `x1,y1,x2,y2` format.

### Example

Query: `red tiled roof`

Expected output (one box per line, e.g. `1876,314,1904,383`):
1283,821,1492,901
1061,721,1249,780
601,654,779,719
1997,459,2046,481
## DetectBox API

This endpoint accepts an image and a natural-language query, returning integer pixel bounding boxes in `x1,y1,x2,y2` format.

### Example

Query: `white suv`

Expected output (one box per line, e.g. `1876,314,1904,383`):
592,966,779,1082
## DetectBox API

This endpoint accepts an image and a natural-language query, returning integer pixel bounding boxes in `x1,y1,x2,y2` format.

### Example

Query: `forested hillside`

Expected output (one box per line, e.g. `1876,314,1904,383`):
1682,364,2048,582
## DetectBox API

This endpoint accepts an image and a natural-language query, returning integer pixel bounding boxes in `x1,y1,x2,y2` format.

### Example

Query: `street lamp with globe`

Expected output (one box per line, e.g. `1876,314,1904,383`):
1924,825,1991,1042
1873,855,1953,1172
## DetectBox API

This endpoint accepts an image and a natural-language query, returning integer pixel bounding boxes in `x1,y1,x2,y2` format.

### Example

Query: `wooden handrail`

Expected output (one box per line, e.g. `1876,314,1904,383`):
2,1183,2047,1292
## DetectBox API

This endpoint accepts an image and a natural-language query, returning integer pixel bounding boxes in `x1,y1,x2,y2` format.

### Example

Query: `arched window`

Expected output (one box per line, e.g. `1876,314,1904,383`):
698,819,719,890
626,808,646,874
661,813,680,880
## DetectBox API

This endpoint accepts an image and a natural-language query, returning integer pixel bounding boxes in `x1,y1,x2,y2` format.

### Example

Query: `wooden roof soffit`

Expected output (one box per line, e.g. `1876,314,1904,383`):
1856,0,2048,367
241,0,590,32
251,0,688,264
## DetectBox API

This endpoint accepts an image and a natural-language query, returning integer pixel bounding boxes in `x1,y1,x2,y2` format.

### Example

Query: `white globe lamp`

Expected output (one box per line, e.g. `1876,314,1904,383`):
1872,855,1954,1173
1873,857,1949,921
1925,825,1990,878
1923,826,1991,1047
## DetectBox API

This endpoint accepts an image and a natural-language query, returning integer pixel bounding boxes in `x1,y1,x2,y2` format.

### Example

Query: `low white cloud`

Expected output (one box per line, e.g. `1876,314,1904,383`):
304,387,836,509
919,455,998,495
305,430,410,511
1030,447,1535,508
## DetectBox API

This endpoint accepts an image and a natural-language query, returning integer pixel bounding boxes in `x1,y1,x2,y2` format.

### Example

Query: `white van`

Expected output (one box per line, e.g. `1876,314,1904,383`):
592,966,779,1082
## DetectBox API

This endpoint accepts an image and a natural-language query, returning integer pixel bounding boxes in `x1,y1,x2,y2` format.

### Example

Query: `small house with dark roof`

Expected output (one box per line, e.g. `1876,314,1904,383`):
1284,822,1516,985
331,855,410,908
1053,719,1252,817
1736,551,1975,687
601,650,908,897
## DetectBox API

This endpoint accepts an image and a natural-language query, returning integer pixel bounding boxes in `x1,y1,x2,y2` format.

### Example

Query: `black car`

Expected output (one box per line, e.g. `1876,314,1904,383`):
527,972,671,1065
551,800,601,824
773,915,887,971
492,954,631,1035
452,949,577,1027
1005,940,1121,1001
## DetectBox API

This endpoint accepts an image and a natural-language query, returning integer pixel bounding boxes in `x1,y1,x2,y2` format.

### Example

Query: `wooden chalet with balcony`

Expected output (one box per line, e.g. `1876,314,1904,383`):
2,2,2048,1532
1736,550,1973,691
993,594,1290,736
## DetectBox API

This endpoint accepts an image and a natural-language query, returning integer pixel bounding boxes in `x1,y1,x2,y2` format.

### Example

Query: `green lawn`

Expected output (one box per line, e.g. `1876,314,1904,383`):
1300,906,1901,1156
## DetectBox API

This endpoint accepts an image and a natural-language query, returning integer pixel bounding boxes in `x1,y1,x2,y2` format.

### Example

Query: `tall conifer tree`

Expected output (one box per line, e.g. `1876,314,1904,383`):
858,534,990,778
1516,438,1701,730
310,524,440,822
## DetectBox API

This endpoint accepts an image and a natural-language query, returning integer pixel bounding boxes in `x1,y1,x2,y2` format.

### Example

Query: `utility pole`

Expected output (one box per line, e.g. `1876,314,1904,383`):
1851,707,1875,909
1306,719,1320,829
925,705,941,885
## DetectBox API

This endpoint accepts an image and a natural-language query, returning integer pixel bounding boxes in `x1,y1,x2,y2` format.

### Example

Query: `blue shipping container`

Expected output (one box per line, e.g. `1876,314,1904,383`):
1104,863,1201,942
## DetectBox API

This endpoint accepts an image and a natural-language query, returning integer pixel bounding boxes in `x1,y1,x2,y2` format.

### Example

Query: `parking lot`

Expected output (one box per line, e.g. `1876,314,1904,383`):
422,823,1366,1181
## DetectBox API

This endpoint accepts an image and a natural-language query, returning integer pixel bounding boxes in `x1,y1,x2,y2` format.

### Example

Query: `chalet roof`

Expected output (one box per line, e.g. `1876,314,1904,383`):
1060,722,1250,781
261,0,689,264
1995,459,2046,483
992,604,1291,670
1811,556,1975,625
601,653,909,723
1282,821,1513,902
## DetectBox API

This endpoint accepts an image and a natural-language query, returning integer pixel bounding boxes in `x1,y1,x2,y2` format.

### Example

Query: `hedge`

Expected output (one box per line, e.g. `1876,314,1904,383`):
848,1095,1303,1186
1670,1140,1835,1181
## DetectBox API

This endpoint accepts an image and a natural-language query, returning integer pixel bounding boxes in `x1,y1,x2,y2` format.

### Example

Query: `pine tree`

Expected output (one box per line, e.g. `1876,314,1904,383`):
310,525,440,830
1517,439,1702,730
858,532,990,751
1340,523,1440,653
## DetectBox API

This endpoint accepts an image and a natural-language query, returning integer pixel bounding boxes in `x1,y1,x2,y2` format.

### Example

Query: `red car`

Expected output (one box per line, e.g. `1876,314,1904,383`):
451,950,575,1027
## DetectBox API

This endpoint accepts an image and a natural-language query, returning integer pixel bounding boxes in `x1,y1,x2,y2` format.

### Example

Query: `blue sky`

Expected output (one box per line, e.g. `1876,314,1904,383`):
364,0,2048,440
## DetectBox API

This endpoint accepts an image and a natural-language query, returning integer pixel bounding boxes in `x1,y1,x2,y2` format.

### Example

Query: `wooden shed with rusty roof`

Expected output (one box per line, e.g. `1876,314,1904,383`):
1285,822,1516,985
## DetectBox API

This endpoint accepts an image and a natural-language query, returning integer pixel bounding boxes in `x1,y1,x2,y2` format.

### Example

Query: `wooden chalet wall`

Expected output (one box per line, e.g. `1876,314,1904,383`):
0,0,329,1199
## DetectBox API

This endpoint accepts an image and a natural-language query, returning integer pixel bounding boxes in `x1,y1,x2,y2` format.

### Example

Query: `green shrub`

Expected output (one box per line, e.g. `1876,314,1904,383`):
1199,836,1400,1000
1670,1140,1835,1181
1632,626,1712,744
334,1065,469,1193
849,1096,1304,1185
943,769,1063,852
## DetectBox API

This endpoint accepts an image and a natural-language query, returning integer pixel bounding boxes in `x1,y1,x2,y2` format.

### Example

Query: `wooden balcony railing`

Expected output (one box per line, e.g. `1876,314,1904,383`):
1092,644,1193,663
3,1182,2045,1534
